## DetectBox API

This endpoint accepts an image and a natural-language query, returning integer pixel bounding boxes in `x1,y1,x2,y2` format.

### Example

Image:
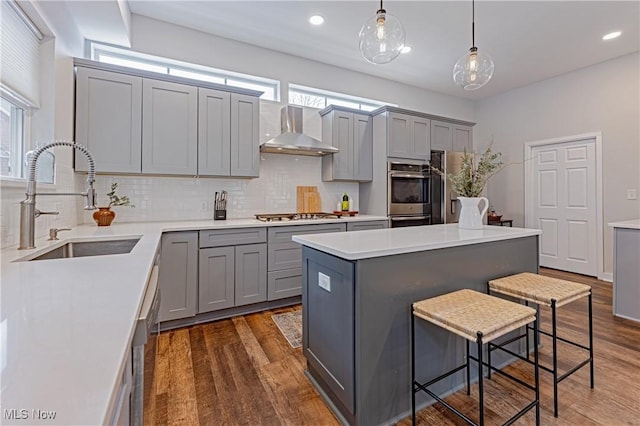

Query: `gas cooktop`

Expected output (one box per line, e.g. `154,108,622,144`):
255,213,339,222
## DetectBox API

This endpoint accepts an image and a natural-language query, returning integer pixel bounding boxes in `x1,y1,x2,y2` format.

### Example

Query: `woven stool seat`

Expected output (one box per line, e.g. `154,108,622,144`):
413,289,536,343
489,272,591,308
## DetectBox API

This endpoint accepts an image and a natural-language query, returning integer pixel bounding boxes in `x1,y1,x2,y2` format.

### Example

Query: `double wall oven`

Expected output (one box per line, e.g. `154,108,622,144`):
387,162,432,228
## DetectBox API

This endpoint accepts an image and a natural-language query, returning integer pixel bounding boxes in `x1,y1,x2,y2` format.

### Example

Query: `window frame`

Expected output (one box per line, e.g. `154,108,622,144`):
288,83,393,111
88,41,280,101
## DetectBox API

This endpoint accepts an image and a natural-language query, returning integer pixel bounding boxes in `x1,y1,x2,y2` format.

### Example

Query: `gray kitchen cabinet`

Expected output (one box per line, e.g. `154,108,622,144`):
346,220,388,232
431,120,453,152
75,67,142,173
453,124,473,152
199,229,267,312
230,93,260,177
142,79,198,175
199,246,235,313
199,89,260,177
158,231,198,322
267,223,347,300
387,111,430,161
198,87,231,176
235,243,268,306
320,106,373,182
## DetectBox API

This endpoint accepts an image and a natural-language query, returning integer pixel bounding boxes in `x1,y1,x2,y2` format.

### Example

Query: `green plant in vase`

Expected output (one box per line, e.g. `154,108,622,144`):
93,182,134,226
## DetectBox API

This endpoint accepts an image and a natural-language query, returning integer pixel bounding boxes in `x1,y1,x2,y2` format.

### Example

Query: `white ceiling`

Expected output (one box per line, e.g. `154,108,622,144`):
97,1,640,100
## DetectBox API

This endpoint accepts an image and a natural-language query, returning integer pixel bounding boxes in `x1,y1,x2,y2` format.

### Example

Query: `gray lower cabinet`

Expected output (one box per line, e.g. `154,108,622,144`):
346,220,388,231
158,231,198,322
267,223,347,300
198,229,268,313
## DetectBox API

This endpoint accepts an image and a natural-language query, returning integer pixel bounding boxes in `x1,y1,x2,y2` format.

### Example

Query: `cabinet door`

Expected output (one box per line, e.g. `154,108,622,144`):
332,111,355,180
142,79,197,175
410,116,431,161
354,113,373,181
199,246,235,313
158,232,198,321
235,243,267,306
230,93,259,177
75,67,142,173
453,125,472,152
198,88,231,176
387,112,412,158
430,120,453,152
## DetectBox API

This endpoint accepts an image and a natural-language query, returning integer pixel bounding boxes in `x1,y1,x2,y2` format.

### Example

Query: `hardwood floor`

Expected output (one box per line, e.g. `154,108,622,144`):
149,269,640,425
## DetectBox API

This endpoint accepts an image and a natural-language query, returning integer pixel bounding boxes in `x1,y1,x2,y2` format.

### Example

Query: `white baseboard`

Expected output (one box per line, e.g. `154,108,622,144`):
599,272,613,282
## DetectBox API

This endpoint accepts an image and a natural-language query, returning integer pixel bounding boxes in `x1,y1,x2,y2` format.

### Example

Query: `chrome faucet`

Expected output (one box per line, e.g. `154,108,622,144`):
19,141,97,250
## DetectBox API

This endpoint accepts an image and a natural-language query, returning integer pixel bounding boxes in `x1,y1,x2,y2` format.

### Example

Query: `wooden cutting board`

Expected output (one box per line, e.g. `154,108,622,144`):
297,186,320,213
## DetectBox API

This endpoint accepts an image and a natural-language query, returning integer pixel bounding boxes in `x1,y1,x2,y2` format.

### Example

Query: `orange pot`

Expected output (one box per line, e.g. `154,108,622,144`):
93,207,116,226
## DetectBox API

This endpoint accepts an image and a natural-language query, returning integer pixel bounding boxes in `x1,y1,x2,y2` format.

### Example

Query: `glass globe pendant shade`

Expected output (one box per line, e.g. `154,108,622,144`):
453,47,495,90
359,10,406,64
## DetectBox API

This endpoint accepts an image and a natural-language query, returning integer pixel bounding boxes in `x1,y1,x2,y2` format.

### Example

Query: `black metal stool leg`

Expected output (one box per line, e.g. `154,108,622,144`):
552,299,559,417
589,291,595,389
411,312,416,426
477,332,484,426
525,300,530,361
534,317,540,426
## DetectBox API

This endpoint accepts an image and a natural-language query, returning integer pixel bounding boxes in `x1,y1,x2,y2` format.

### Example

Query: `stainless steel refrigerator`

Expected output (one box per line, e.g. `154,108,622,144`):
430,150,466,224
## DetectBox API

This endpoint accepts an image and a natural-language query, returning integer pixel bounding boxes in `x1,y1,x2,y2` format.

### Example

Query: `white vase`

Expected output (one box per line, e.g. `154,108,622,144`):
458,197,489,230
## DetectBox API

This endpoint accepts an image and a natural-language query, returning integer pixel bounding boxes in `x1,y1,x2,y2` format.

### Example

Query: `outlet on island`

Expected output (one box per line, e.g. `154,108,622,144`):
318,272,331,292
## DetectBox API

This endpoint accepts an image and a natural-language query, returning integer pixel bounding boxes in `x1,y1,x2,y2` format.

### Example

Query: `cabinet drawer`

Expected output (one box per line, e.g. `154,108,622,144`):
268,223,346,244
268,242,302,271
346,221,388,232
199,228,266,248
268,268,302,301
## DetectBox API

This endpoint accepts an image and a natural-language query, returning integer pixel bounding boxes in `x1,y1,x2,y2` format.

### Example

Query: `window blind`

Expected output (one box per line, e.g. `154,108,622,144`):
1,0,42,107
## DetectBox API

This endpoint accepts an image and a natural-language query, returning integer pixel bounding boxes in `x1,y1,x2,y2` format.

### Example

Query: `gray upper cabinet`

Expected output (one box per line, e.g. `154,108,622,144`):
431,120,453,152
230,93,260,177
453,124,472,152
158,232,198,322
387,112,430,161
320,106,372,182
75,67,142,173
142,79,198,175
198,88,231,176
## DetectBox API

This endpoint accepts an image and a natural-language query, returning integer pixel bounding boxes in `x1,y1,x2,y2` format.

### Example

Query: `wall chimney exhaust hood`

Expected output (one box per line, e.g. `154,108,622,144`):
260,105,338,156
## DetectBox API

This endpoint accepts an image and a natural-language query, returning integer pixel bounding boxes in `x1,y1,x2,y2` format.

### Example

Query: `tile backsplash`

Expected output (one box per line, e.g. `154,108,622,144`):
81,153,359,224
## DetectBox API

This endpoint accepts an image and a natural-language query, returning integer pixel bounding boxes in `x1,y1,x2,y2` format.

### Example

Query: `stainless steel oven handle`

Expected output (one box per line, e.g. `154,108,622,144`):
389,173,428,179
390,216,429,221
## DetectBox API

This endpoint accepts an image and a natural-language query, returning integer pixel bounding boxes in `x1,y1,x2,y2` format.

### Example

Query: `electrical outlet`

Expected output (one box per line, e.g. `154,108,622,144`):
318,272,331,292
627,189,637,200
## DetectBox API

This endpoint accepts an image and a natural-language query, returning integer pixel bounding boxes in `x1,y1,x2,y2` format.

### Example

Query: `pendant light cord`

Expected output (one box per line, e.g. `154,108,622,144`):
471,0,476,48
378,0,385,14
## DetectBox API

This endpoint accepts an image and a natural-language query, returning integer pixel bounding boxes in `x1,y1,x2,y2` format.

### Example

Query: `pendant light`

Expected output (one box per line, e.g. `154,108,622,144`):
358,0,406,64
453,0,494,90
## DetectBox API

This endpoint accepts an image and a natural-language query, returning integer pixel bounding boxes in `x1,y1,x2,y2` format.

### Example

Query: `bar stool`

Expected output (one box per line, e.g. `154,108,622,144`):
411,289,540,426
488,272,594,417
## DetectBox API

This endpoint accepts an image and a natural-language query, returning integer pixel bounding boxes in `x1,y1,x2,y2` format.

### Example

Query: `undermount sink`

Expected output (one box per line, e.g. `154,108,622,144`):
27,238,140,261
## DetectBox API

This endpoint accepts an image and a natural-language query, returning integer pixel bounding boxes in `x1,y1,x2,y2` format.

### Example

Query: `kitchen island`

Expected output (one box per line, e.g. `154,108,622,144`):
293,224,541,426
609,219,640,322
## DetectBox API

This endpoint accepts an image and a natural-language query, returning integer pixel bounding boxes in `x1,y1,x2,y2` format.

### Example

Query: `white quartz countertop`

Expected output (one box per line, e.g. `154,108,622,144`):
608,219,640,229
293,223,542,260
0,215,385,425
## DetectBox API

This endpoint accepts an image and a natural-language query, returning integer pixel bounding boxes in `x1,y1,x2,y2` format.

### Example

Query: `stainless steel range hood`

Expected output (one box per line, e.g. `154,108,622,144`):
260,105,338,156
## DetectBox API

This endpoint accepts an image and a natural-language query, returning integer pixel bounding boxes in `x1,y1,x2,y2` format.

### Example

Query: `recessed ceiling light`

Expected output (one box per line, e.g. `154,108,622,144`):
602,31,622,41
309,15,325,26
400,45,412,54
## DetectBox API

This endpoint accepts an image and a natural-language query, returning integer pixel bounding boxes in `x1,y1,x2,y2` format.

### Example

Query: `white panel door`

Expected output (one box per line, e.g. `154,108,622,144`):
531,138,597,275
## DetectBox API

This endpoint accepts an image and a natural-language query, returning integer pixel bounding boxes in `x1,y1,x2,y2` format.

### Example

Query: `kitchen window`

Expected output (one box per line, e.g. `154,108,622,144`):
288,84,392,111
0,0,43,181
89,42,280,101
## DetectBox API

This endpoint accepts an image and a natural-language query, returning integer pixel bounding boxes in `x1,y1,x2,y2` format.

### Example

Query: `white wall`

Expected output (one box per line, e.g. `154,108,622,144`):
475,52,640,275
